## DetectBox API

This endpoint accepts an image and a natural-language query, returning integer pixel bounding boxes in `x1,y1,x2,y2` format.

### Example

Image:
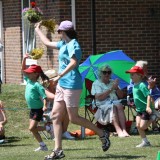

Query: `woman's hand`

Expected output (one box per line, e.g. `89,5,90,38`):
52,75,61,82
112,79,119,90
34,21,42,31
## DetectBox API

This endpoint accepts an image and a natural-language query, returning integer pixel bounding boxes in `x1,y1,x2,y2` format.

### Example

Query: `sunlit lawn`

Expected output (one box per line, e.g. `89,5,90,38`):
0,84,160,160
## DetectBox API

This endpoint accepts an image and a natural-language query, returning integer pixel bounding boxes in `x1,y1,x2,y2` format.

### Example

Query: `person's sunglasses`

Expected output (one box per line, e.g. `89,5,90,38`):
101,71,112,75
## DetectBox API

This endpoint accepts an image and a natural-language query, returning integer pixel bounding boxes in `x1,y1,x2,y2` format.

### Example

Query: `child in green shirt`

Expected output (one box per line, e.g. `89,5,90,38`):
126,66,156,147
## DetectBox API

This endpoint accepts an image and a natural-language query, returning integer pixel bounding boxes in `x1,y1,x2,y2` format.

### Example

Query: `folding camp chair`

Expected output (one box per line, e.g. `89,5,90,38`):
84,78,97,122
126,94,136,121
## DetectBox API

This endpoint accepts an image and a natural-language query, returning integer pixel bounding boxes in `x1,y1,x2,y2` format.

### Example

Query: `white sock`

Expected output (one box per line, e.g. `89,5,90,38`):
40,142,46,147
142,138,149,143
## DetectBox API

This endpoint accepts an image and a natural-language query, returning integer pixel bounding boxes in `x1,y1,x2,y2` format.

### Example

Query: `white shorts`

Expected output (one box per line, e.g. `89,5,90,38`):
54,84,82,108
155,97,160,109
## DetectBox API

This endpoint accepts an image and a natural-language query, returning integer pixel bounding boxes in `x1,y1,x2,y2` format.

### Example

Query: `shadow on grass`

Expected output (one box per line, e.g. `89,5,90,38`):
65,148,93,151
75,137,97,141
6,136,30,143
62,136,96,141
0,136,31,147
75,154,146,159
0,143,33,147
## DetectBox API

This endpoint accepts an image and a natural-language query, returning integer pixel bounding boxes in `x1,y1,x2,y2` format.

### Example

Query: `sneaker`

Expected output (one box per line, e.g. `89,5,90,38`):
62,131,75,140
136,141,151,148
44,150,65,160
0,139,5,144
34,145,48,152
99,130,111,152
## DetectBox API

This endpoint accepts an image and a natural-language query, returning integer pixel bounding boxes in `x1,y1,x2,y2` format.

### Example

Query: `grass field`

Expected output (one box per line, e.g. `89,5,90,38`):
0,84,160,160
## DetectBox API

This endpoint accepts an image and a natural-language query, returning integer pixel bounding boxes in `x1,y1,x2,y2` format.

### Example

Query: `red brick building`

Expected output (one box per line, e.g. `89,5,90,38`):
0,0,160,84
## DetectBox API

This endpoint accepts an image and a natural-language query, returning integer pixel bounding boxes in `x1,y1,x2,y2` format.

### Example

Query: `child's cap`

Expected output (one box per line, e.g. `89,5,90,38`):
44,69,58,79
126,66,144,75
24,64,42,73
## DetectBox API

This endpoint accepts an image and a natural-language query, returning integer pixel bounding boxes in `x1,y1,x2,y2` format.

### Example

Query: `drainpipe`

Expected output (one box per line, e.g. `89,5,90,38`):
0,1,4,83
71,0,76,29
71,0,86,138
91,0,96,55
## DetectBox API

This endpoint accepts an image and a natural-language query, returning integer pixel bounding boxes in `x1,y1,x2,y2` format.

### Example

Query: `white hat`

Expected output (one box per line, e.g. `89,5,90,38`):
45,69,58,79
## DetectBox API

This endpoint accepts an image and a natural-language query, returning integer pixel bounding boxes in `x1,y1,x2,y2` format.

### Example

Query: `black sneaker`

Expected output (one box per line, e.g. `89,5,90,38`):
99,130,111,152
44,150,65,159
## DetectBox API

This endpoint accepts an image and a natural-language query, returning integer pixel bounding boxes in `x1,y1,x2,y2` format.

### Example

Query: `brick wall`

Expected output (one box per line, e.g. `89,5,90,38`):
2,0,160,84
2,0,22,83
2,0,71,84
76,0,160,81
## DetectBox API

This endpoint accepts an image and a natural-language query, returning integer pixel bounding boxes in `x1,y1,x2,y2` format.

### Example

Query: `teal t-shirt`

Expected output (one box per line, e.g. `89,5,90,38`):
56,39,82,89
24,76,47,109
133,82,152,112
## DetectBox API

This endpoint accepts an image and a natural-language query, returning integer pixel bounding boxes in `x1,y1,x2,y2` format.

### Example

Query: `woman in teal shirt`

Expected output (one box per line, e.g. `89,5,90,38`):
35,20,110,159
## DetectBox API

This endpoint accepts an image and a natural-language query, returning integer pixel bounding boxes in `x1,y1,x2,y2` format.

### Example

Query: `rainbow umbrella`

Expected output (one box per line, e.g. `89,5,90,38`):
79,50,135,107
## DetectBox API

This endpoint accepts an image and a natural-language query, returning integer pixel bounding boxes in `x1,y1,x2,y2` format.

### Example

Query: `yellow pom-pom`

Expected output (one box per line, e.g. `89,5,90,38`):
41,19,56,34
30,48,44,60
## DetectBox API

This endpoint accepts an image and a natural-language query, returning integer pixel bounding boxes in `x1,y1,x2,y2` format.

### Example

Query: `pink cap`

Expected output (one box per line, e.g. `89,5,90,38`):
57,20,74,32
126,66,144,75
24,64,42,73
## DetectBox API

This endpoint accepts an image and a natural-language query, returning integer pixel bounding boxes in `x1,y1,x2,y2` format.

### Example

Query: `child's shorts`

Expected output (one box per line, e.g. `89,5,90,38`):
137,111,150,120
30,108,43,122
137,110,159,121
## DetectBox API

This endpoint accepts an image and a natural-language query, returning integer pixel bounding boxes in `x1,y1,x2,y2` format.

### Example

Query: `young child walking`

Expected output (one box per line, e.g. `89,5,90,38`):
21,55,52,151
126,66,157,147
0,100,7,143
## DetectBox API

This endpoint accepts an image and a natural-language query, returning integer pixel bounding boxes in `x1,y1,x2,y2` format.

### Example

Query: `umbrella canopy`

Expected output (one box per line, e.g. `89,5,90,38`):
79,50,135,107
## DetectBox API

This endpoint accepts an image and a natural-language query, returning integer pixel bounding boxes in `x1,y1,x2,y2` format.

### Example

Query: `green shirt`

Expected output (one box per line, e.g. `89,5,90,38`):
24,76,47,109
133,82,151,113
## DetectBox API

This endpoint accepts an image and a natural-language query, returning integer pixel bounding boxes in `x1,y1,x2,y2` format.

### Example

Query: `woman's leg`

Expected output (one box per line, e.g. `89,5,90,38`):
62,113,69,133
67,107,111,150
66,107,104,137
50,100,67,151
112,106,125,137
116,104,129,136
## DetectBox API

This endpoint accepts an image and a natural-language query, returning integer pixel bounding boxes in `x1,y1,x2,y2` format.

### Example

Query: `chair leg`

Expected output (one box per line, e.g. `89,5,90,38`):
41,131,49,140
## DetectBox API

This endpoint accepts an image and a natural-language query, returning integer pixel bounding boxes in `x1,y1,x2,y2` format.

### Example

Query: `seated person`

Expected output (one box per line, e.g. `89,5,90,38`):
147,77,160,132
91,65,130,137
0,101,7,141
148,77,160,110
40,69,75,140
